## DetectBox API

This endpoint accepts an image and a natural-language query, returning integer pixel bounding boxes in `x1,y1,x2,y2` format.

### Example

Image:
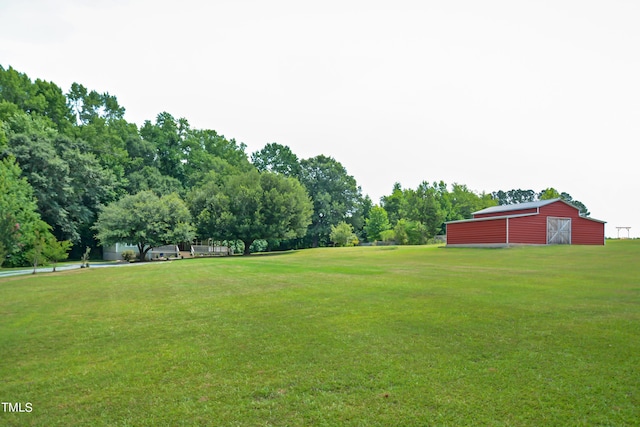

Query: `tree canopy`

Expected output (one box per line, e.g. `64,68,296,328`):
190,170,312,255
298,155,362,247
0,64,597,264
0,156,43,266
94,191,195,262
0,155,71,267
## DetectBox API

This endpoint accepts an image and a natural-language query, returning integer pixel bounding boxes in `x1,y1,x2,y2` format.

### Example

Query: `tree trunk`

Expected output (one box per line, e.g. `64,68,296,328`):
242,239,254,256
138,243,147,262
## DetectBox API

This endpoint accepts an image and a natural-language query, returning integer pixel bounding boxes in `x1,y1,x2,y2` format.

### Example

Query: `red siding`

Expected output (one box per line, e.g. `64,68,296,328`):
508,215,547,244
447,218,506,245
573,218,605,245
447,200,605,246
538,202,580,219
540,202,604,245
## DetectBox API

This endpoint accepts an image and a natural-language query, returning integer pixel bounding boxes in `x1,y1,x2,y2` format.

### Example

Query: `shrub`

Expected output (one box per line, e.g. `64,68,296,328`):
379,229,396,244
121,250,136,262
330,222,359,247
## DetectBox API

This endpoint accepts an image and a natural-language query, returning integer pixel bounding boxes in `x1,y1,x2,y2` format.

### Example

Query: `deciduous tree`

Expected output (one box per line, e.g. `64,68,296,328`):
298,155,362,247
43,236,72,272
251,142,301,177
0,156,45,267
364,206,391,242
330,221,358,247
94,191,195,262
190,170,312,255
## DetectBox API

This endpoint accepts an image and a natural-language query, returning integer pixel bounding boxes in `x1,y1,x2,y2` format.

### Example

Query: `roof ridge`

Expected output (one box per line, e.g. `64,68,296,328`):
472,198,561,215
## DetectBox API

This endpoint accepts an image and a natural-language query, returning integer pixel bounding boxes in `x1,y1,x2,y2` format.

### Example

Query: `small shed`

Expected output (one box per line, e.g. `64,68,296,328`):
446,199,605,247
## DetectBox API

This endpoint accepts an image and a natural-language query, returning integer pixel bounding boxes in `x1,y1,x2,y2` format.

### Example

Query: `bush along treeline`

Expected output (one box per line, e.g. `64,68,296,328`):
0,65,590,265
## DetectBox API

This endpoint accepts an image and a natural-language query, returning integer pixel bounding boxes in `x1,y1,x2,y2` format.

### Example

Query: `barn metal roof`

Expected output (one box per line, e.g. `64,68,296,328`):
445,212,537,224
472,199,560,215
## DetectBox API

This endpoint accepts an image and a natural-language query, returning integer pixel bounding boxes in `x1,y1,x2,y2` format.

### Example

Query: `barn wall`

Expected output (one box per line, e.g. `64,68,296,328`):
538,202,580,219
447,218,507,245
508,215,547,244
447,200,605,246
573,218,605,245
540,202,605,245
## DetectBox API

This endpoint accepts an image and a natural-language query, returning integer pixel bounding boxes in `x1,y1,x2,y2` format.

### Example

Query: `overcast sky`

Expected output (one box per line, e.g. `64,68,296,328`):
1,0,639,237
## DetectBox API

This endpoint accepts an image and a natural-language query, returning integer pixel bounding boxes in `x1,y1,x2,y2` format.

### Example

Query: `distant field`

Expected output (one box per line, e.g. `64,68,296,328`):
1,241,639,426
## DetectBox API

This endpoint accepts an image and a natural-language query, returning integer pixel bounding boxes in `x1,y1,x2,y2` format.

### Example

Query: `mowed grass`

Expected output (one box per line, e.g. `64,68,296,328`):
1,241,639,426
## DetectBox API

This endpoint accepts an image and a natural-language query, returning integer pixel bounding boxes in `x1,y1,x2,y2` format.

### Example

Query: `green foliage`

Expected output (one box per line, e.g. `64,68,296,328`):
139,112,191,184
299,155,362,247
25,228,47,274
0,65,74,133
249,239,269,253
330,221,358,247
182,128,252,187
2,114,117,243
1,64,596,261
491,189,536,205
380,182,405,225
125,165,184,196
42,237,72,272
121,250,136,262
394,219,428,245
446,183,497,221
379,229,396,243
190,170,313,255
539,187,561,200
23,222,68,273
0,156,45,267
380,181,497,240
364,205,391,242
251,142,301,177
94,191,195,261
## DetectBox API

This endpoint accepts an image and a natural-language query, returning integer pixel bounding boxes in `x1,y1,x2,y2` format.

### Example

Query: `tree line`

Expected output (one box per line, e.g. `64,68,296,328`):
0,65,590,266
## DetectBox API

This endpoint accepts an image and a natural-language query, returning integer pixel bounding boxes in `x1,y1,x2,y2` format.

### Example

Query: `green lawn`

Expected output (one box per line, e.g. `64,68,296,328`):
1,241,639,426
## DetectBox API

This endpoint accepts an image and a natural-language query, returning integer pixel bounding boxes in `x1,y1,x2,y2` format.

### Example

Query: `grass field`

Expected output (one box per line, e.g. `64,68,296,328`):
1,241,639,426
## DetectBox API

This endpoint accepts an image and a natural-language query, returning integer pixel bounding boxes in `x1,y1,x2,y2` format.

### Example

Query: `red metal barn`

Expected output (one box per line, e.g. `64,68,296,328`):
446,199,605,247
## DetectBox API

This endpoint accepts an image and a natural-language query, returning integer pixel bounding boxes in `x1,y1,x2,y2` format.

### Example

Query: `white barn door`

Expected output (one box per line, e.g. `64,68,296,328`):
547,217,571,244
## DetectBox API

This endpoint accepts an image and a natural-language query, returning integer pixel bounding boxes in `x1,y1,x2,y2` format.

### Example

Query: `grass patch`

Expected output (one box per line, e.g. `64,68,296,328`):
1,241,639,425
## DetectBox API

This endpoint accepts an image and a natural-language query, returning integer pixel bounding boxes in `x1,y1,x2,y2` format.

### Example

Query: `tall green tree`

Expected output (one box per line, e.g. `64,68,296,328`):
140,112,189,184
94,191,195,262
492,189,536,205
447,183,496,221
0,156,45,266
381,182,406,226
364,205,391,242
298,155,362,247
0,66,74,133
182,128,252,187
251,142,301,177
402,182,445,238
3,124,116,243
125,166,185,196
190,170,312,255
